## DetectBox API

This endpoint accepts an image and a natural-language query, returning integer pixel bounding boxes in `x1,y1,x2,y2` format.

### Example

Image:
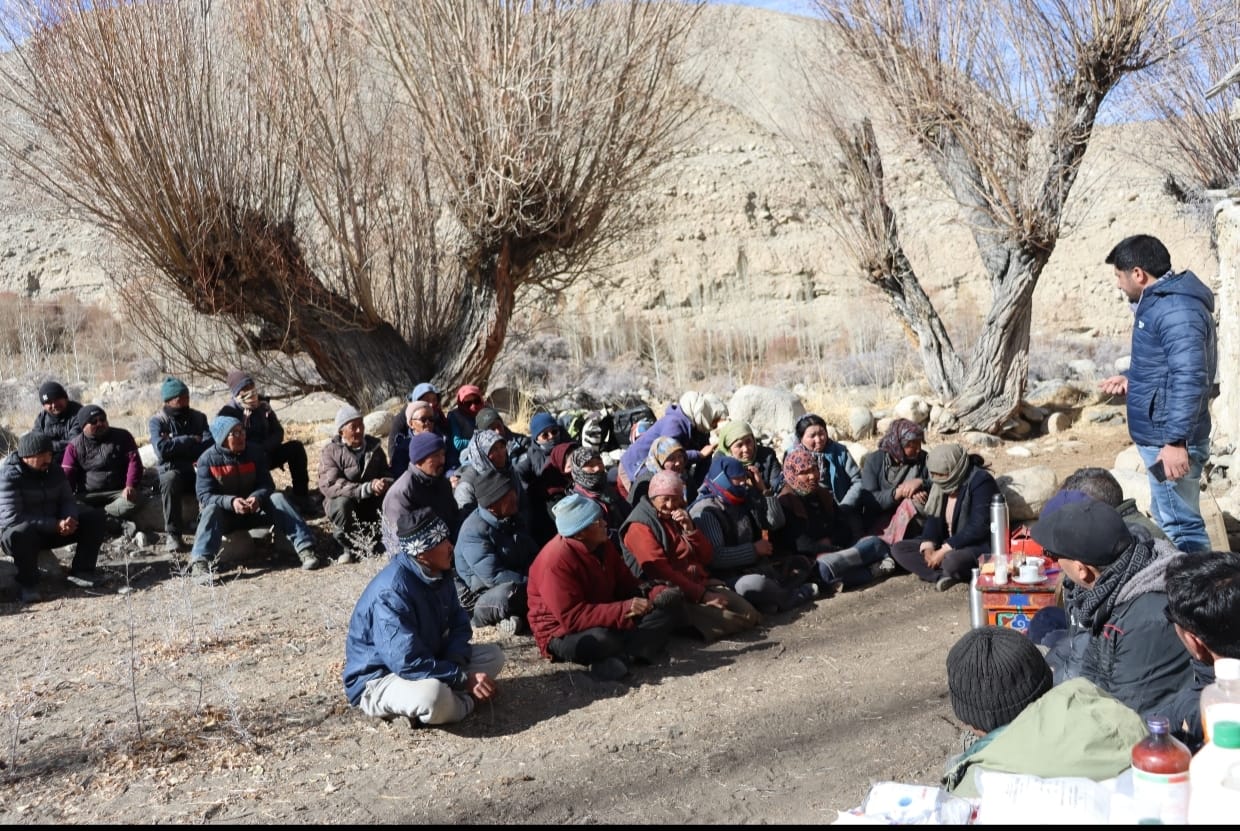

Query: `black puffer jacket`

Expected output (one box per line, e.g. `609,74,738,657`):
0,451,78,533
33,401,83,462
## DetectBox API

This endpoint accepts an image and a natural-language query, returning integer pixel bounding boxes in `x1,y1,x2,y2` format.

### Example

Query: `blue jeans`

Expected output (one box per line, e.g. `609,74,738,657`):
191,493,315,561
1137,442,1210,553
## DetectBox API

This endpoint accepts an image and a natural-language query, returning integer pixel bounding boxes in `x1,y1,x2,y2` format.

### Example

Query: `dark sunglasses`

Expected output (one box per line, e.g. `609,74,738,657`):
411,416,435,425
86,416,107,426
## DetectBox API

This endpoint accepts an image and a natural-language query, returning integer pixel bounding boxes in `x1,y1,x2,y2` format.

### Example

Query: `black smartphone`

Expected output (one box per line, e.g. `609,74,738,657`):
1148,460,1167,482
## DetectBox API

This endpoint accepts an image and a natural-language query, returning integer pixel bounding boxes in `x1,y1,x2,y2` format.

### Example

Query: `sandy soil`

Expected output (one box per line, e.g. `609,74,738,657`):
0,422,1135,824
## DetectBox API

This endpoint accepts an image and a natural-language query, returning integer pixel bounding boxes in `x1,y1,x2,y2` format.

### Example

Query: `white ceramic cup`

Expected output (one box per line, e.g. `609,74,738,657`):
1024,556,1045,570
1019,563,1041,582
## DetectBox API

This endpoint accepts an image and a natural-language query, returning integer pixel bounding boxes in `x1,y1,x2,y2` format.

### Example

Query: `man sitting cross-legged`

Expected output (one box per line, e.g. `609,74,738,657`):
527,493,686,681
453,470,540,637
343,516,505,727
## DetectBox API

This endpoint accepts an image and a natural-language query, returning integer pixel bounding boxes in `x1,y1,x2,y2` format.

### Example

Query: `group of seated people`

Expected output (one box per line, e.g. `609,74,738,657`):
937,469,1239,798
344,384,1049,723
8,376,1229,782
1,373,325,599
346,382,1240,789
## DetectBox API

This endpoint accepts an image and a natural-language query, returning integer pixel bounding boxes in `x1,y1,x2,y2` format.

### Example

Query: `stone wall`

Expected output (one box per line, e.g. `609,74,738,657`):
1216,199,1240,445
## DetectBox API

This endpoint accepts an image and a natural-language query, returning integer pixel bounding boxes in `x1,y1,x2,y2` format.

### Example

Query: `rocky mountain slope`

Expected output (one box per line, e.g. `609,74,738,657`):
0,4,1219,375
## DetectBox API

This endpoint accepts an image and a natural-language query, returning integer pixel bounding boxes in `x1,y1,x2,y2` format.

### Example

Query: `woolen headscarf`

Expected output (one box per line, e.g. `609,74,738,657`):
648,470,685,500
946,626,1053,733
465,428,506,475
702,455,750,506
878,418,925,464
923,443,970,518
570,446,606,493
679,391,728,434
548,441,577,474
408,382,439,403
781,448,818,495
718,421,754,456
645,436,685,474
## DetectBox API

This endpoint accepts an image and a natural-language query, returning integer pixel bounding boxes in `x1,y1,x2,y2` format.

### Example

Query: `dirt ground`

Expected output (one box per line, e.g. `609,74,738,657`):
0,422,1138,823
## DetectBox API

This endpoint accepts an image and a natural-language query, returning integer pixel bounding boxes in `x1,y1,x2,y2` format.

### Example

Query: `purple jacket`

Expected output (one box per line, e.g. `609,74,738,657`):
619,404,704,481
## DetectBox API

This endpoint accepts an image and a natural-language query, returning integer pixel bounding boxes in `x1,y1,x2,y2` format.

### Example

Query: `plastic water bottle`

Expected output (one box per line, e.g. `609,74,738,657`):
1131,715,1192,824
990,494,1009,585
1201,658,1240,744
1188,720,1240,824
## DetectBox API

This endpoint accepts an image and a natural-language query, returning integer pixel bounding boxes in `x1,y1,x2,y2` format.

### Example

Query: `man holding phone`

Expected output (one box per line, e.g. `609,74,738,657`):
1099,234,1216,553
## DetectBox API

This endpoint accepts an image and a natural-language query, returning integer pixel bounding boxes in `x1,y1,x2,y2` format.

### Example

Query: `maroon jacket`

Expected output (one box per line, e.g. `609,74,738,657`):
527,534,644,658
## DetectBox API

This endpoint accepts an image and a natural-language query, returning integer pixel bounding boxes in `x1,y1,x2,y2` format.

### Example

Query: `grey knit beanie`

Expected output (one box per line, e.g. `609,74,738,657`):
16,431,52,458
335,405,364,434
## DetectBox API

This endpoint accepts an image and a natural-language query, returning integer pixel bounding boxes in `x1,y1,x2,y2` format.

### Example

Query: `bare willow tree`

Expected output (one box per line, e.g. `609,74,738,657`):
810,0,1190,432
1137,0,1240,194
0,0,700,407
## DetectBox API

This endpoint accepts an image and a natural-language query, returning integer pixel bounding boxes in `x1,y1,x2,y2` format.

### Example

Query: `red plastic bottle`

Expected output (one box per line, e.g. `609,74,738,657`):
1131,715,1191,824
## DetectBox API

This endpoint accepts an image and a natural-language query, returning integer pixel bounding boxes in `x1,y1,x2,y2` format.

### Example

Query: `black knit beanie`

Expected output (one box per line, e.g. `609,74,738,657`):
38,381,67,404
945,627,1053,733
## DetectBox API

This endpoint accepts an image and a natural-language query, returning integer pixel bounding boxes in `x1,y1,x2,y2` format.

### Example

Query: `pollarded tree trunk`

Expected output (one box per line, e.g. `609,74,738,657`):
942,252,1044,433
429,237,522,396
839,119,966,399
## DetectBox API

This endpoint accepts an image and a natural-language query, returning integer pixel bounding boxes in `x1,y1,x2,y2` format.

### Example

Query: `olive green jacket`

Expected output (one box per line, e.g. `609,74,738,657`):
943,677,1147,798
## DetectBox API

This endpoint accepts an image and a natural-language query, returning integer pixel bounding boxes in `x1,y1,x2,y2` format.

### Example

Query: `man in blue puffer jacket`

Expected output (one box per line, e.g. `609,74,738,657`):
1100,234,1217,553
344,516,505,725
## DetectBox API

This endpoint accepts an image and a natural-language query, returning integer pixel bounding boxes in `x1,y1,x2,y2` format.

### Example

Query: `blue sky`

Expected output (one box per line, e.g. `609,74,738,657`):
715,0,821,17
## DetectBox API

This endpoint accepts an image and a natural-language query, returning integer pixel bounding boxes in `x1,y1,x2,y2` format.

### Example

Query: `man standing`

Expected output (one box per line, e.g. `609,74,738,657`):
149,377,213,553
0,431,106,602
61,404,146,538
1101,234,1217,552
